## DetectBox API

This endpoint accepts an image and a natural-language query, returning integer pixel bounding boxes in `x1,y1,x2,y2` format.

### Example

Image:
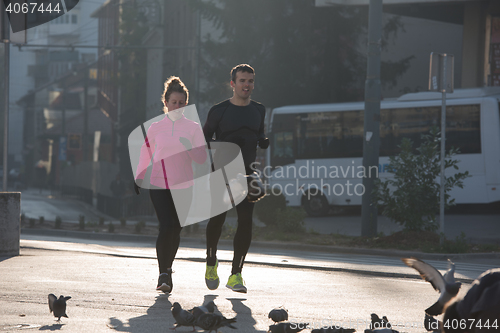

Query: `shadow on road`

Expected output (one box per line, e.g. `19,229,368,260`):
0,255,18,264
38,323,64,330
227,297,266,332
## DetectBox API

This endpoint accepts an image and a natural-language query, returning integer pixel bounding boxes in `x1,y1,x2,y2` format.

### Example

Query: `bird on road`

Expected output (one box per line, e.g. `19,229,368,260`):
268,322,309,333
48,294,71,321
402,257,461,315
189,300,216,319
370,314,391,329
171,302,196,331
191,307,237,332
269,308,289,323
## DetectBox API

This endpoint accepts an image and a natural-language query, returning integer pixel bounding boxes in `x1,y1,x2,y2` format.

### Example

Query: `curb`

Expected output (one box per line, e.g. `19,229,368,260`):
21,228,500,261
21,228,157,244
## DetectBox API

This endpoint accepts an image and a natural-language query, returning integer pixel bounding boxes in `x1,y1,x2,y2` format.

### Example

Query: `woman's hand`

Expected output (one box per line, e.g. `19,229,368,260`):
179,137,192,151
134,179,142,195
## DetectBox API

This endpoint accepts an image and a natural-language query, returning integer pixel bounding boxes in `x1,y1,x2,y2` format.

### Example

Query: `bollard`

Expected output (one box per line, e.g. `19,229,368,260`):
0,192,21,256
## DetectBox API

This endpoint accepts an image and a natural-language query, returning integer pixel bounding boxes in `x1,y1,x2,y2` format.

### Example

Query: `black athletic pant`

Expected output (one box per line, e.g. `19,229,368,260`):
206,198,254,275
149,187,192,274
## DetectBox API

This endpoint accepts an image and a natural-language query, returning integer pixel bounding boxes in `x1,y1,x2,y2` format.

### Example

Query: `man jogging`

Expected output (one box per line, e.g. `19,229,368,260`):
203,64,269,293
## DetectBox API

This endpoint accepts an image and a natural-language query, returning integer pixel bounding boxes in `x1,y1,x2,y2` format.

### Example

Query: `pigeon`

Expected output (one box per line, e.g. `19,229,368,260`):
402,257,461,316
171,302,196,331
268,322,309,333
192,307,237,332
311,327,356,333
268,308,289,323
189,300,216,320
370,314,390,329
442,268,500,333
48,294,71,321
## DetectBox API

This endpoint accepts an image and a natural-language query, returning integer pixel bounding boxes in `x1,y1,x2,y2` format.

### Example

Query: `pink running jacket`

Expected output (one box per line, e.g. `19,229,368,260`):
135,114,207,189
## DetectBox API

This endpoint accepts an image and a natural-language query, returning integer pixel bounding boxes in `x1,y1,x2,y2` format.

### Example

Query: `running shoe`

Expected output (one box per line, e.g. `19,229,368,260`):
226,273,247,293
205,260,219,290
156,269,173,293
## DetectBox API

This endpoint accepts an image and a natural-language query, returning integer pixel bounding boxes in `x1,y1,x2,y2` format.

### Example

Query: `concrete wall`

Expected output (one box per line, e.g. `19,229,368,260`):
0,193,21,256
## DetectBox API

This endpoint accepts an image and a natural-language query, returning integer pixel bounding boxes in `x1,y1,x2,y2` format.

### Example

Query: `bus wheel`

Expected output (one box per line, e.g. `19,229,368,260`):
303,193,330,217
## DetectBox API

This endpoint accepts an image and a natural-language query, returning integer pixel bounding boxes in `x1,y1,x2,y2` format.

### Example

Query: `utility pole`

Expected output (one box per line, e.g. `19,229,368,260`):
429,52,454,245
361,0,383,237
2,5,9,192
83,69,88,161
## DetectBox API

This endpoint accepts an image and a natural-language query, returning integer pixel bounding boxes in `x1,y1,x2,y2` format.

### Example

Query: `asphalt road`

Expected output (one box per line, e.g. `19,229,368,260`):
1,237,498,333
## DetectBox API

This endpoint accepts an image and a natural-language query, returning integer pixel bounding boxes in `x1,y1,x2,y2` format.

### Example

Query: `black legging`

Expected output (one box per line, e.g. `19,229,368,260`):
206,198,254,275
149,187,192,274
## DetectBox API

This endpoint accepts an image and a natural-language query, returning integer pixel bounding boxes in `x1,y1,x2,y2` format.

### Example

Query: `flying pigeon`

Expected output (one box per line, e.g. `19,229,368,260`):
402,257,461,316
189,300,216,320
442,268,500,333
171,302,196,331
269,308,289,323
268,322,309,333
48,294,71,321
192,307,236,332
311,327,356,333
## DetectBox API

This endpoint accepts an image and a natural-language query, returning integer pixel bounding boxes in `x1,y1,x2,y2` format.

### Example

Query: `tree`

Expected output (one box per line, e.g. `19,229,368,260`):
188,0,413,108
374,127,470,232
116,0,149,178
117,0,148,126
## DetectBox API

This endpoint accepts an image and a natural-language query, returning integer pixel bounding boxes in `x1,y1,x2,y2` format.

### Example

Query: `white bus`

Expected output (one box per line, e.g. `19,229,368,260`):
264,87,500,216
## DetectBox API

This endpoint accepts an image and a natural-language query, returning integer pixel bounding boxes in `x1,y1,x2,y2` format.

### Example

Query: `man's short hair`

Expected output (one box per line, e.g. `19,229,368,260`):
231,64,255,82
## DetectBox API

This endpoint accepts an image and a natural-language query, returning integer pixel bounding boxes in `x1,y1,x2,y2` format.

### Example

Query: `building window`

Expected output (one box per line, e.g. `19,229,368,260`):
72,14,77,24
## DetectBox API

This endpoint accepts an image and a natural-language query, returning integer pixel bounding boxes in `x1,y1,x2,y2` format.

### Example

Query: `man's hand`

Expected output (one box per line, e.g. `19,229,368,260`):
179,137,192,151
258,137,269,149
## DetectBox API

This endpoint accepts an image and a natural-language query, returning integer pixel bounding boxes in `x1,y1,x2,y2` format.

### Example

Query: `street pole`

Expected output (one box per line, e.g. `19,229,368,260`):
439,56,447,245
2,9,9,192
361,0,382,237
429,52,453,245
195,10,201,107
83,70,88,161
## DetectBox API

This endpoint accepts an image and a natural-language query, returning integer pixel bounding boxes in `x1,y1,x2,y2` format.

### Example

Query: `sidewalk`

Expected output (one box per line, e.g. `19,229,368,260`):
20,187,500,245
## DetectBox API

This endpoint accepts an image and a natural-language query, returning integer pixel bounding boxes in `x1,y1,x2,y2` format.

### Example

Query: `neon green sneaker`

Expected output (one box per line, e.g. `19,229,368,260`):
205,260,219,290
226,273,247,293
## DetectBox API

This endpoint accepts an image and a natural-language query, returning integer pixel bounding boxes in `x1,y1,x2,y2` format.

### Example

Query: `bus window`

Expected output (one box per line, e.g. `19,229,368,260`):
271,113,297,167
445,104,480,154
379,104,480,156
296,111,362,159
380,106,438,156
271,103,481,164
273,131,294,159
340,110,363,157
